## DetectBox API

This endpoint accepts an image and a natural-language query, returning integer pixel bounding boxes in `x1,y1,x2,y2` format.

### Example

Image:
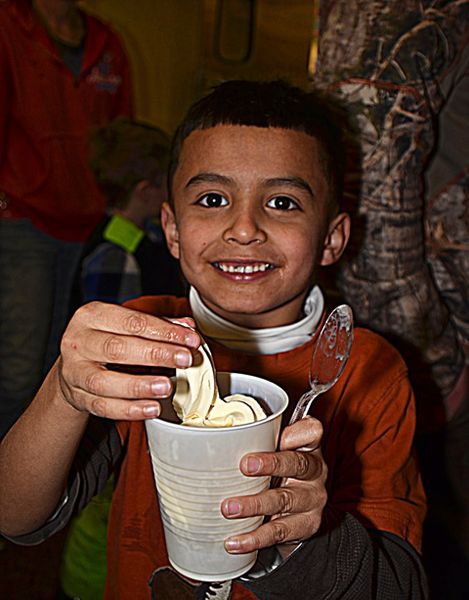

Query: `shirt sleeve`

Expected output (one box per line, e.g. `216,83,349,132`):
240,509,428,599
328,370,426,553
81,243,142,304
2,417,122,546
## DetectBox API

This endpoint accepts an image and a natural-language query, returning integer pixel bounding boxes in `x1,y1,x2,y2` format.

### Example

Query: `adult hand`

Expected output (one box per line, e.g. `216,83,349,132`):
57,301,200,421
221,416,327,553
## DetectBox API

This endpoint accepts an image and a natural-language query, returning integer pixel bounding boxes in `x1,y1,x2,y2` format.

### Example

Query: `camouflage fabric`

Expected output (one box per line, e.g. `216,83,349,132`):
314,0,469,413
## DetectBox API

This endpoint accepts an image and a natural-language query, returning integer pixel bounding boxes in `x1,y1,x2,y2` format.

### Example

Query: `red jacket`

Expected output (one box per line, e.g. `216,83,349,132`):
0,0,133,241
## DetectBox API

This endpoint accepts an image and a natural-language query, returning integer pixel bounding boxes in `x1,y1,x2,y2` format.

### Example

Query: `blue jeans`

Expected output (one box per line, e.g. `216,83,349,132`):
0,220,82,438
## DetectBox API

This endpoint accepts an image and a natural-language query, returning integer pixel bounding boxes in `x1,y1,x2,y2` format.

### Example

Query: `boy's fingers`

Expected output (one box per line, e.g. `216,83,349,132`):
63,330,195,369
221,485,322,520
70,302,200,347
279,416,323,452
64,362,173,400
239,449,325,481
59,306,201,420
61,381,163,420
224,513,320,554
89,397,162,420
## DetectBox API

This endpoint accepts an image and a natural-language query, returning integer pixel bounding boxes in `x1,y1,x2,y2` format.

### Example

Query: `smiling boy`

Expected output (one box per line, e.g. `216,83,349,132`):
0,81,427,599
163,125,347,329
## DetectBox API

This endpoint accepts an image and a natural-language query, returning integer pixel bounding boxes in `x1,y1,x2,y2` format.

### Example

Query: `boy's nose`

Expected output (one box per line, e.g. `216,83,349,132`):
222,206,267,245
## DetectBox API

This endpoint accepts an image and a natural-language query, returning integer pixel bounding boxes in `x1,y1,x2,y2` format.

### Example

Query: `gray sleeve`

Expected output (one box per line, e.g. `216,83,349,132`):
3,417,122,546
240,510,428,599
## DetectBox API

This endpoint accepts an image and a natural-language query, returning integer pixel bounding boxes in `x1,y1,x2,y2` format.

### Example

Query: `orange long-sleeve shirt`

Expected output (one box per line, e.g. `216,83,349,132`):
104,295,426,599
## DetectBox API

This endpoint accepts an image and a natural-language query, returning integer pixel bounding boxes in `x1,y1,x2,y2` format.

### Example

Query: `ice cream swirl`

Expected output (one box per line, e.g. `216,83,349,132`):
173,338,266,427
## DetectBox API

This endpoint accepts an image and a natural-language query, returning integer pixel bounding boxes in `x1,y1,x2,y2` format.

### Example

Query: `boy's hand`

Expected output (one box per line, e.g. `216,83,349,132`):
57,302,200,420
221,416,327,554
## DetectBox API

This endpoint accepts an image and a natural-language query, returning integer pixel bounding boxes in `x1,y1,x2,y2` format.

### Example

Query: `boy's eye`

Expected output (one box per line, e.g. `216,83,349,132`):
266,195,299,211
197,193,228,208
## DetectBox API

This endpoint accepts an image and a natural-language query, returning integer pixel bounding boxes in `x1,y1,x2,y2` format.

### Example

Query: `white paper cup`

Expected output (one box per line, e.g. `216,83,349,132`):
145,371,289,582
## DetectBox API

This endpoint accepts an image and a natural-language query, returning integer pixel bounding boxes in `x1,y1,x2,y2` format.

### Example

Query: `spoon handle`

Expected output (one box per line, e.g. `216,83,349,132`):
288,389,318,424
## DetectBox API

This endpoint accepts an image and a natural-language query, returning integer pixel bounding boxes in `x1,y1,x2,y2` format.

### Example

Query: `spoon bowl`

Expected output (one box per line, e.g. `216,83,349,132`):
289,304,354,424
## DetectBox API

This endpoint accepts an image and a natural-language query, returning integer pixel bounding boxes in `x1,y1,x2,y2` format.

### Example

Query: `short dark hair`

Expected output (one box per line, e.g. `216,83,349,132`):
90,117,171,209
168,79,347,213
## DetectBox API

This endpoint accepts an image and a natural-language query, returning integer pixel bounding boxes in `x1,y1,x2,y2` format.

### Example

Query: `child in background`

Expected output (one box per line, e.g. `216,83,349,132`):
71,116,185,313
0,81,427,600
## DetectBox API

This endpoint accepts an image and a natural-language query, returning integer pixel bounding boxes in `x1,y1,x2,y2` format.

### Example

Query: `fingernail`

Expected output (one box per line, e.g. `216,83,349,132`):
224,538,241,553
143,404,160,417
184,333,199,348
171,320,199,347
175,350,192,367
151,380,171,396
225,500,241,516
246,457,261,474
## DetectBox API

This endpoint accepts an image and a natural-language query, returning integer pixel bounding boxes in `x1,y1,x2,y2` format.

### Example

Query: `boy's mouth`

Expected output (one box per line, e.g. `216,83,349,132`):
213,261,274,274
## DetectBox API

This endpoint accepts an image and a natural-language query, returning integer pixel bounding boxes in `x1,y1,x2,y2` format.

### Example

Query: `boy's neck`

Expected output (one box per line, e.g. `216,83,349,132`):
201,292,310,330
189,286,324,354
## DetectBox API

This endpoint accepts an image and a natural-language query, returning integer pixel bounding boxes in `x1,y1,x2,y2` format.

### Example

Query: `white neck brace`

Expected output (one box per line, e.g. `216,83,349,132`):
189,286,324,355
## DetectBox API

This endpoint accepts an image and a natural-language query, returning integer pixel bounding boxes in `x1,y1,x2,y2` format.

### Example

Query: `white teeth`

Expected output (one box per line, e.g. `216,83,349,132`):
217,263,271,274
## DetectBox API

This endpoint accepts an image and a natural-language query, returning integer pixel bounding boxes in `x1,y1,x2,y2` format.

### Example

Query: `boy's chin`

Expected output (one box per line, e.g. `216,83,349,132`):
204,297,263,319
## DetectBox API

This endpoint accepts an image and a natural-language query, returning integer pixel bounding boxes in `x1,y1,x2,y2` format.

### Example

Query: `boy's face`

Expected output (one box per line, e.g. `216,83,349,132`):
163,125,349,328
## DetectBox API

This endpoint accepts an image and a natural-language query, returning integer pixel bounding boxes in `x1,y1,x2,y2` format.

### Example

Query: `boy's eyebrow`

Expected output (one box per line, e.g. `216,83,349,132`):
260,176,315,197
185,173,233,188
185,173,315,197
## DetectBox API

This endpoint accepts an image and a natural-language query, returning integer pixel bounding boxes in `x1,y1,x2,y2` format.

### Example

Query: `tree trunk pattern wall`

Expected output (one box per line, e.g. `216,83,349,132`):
314,0,469,409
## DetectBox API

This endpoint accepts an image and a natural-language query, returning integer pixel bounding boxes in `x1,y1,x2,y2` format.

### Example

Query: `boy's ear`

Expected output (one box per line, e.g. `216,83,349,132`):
134,179,152,200
319,212,351,266
161,201,180,259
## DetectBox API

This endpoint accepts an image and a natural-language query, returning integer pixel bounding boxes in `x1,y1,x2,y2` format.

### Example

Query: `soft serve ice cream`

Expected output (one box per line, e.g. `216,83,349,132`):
173,337,266,427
